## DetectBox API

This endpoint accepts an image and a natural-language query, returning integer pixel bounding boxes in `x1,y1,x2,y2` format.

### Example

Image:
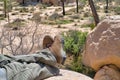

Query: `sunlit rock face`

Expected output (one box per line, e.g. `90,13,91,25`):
82,16,120,80
45,69,93,80
82,16,120,71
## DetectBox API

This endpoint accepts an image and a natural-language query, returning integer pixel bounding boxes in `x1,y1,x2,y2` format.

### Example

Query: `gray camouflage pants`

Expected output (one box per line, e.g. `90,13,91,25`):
0,68,6,80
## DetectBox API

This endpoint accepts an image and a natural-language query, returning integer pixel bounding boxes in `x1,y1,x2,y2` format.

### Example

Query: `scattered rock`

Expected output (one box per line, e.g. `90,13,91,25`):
94,65,120,80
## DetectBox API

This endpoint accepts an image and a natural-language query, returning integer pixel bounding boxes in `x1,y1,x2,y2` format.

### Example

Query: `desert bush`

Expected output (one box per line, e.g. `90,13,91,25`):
95,5,100,11
81,23,95,30
83,12,91,17
63,30,87,56
63,30,95,78
79,0,87,5
114,6,120,15
19,7,29,13
69,14,80,19
31,12,41,23
29,7,35,12
70,56,95,78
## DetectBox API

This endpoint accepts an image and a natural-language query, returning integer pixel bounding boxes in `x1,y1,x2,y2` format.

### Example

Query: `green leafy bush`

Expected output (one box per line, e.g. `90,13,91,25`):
70,56,95,78
63,30,95,78
63,30,87,56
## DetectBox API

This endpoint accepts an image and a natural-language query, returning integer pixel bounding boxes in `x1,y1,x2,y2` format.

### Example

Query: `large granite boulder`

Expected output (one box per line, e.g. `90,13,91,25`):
82,17,120,71
82,16,120,80
45,69,93,80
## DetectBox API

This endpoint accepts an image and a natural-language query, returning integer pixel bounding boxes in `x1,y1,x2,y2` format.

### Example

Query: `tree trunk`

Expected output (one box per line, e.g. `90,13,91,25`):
4,0,7,18
76,0,79,13
22,0,25,4
37,0,39,2
88,0,99,26
105,0,108,13
61,0,65,15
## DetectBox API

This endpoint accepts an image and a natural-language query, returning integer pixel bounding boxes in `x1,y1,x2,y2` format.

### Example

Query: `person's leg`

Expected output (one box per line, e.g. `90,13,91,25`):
0,68,7,80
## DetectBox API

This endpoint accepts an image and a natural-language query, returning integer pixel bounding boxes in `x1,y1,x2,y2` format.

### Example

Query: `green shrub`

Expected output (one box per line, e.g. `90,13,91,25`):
63,30,87,56
63,30,95,78
70,56,95,78
81,23,95,30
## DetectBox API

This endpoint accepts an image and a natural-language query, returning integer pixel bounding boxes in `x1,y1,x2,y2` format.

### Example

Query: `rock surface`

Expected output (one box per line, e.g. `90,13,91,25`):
94,66,120,80
45,69,93,80
82,17,120,70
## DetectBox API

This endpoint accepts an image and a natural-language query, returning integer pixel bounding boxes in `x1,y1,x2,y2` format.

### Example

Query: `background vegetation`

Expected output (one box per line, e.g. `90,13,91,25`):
63,30,95,78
